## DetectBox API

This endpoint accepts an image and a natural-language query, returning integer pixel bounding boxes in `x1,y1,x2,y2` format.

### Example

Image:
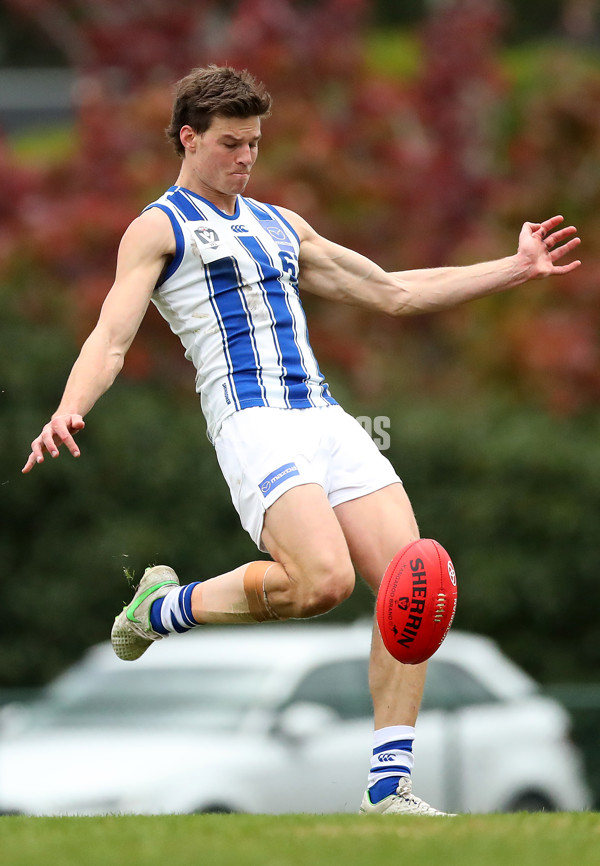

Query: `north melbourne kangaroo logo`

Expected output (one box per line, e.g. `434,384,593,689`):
267,226,286,242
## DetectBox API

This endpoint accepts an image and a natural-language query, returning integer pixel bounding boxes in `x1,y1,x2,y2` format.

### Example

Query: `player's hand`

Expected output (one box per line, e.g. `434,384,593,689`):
22,414,85,474
517,215,581,279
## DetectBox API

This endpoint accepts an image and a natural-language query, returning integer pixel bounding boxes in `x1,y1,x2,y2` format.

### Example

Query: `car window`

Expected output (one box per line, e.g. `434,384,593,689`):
286,659,372,720
421,660,499,711
26,666,269,732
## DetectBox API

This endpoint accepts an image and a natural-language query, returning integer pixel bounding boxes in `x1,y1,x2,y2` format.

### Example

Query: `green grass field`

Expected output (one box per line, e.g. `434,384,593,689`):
1,813,599,866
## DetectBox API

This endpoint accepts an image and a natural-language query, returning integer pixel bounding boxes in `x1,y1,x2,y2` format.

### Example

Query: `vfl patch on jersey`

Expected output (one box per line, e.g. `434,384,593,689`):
194,226,220,247
259,462,300,496
193,227,233,264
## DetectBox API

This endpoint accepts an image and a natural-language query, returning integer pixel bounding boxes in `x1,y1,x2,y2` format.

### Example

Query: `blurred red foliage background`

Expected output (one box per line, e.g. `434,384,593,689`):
3,0,600,413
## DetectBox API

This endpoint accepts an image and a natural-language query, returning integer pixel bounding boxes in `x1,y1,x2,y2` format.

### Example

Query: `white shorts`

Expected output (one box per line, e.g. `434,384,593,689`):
213,405,401,551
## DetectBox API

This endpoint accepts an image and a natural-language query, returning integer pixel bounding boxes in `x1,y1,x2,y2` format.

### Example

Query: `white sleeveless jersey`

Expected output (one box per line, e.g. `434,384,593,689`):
144,186,336,441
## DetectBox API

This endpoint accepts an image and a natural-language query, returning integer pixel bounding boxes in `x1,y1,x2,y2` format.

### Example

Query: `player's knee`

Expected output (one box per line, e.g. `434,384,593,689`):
295,563,355,618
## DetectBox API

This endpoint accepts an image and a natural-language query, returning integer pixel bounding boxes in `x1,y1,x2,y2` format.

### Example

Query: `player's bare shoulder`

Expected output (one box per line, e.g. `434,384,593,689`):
274,206,317,244
118,206,177,265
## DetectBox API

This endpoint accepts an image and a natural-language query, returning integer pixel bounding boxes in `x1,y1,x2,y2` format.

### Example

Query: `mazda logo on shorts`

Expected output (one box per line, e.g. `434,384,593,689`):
258,462,300,497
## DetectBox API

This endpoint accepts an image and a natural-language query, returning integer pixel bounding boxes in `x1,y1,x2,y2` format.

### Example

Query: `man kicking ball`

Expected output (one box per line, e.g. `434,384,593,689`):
23,65,581,816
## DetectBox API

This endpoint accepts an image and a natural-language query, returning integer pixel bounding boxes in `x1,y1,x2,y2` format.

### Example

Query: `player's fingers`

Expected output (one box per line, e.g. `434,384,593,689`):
521,221,542,237
44,422,82,458
60,431,81,458
539,215,564,234
550,237,581,260
22,450,39,474
56,416,84,456
552,259,582,275
24,416,85,471
544,226,578,249
41,428,61,458
24,435,47,469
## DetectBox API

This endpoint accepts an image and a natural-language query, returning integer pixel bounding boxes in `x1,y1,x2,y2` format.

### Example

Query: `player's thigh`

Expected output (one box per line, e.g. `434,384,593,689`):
261,482,355,590
333,482,419,592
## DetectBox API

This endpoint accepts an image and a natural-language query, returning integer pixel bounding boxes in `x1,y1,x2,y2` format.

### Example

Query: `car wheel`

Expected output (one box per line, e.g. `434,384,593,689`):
507,791,557,812
195,804,239,814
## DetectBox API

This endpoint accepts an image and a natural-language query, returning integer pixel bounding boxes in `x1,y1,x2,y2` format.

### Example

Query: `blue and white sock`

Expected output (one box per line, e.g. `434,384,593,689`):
367,725,415,804
149,583,201,635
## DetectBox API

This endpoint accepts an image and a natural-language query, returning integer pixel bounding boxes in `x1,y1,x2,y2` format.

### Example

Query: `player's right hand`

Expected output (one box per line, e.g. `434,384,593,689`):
22,414,86,474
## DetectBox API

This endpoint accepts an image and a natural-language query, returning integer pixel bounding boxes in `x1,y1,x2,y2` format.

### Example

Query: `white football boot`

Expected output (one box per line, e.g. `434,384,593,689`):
111,565,180,661
360,776,455,816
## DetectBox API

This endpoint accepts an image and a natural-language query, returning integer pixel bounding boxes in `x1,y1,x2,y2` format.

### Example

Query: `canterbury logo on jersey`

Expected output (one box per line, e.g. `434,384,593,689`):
231,224,249,234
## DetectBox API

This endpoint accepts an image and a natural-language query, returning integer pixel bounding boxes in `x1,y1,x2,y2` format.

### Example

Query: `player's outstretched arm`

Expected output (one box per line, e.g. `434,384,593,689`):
390,215,581,314
22,208,174,474
283,209,581,315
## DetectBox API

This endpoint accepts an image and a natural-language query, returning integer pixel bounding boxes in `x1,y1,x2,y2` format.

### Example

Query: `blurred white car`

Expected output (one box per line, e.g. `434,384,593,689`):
0,623,590,815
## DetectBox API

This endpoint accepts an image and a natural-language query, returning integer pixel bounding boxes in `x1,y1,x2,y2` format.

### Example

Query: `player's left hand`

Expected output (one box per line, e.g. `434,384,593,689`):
518,215,581,279
22,414,85,474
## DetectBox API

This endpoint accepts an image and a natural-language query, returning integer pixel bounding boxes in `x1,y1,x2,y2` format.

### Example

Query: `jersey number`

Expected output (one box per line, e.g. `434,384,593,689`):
279,251,297,279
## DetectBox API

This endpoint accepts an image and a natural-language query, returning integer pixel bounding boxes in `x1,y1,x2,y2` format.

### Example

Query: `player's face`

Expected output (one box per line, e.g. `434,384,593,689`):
185,115,262,199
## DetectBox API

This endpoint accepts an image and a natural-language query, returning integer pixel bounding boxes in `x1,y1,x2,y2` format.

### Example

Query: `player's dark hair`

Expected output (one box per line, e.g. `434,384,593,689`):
166,65,272,157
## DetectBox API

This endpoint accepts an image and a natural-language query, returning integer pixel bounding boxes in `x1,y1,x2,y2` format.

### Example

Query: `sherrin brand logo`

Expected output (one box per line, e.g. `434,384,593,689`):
394,557,427,650
259,462,300,496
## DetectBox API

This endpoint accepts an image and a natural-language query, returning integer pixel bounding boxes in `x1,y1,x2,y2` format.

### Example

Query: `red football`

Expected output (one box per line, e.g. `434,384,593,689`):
376,538,457,665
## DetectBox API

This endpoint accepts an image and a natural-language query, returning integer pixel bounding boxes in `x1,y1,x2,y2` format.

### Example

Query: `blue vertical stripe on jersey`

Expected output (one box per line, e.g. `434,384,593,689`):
290,295,336,406
237,234,313,407
244,201,336,407
204,263,240,412
142,204,186,285
234,236,290,406
204,255,267,409
166,188,206,222
230,255,268,403
243,199,273,221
